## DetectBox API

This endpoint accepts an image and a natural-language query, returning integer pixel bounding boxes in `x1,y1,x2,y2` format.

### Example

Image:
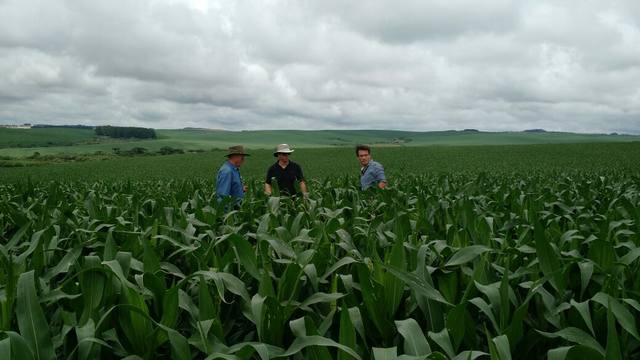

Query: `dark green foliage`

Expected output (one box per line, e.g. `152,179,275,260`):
0,170,640,358
95,126,156,139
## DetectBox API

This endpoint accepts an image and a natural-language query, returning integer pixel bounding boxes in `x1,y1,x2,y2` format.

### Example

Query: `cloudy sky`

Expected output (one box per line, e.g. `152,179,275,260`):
1,0,639,133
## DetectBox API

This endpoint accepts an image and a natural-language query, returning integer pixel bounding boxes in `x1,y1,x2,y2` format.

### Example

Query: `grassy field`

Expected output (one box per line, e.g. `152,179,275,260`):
1,127,639,157
0,127,96,149
1,141,640,359
1,142,640,183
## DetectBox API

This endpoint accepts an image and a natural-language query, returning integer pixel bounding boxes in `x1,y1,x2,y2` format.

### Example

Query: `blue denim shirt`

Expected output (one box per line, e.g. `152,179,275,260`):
216,161,244,204
360,160,386,190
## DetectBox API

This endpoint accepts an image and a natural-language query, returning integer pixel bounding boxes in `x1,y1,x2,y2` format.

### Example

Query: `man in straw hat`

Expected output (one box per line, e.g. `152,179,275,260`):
264,144,308,198
216,145,250,206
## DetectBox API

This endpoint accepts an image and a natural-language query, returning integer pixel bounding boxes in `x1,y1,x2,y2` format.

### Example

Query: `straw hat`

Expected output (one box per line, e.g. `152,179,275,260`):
225,145,250,157
273,144,294,157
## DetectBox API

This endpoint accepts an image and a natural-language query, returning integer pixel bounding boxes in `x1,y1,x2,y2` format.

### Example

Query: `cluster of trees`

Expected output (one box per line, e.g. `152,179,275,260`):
95,126,156,139
31,124,94,129
111,146,202,156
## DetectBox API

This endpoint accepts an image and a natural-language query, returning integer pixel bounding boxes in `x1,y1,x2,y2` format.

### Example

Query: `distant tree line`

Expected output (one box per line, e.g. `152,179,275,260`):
95,126,156,139
31,124,94,129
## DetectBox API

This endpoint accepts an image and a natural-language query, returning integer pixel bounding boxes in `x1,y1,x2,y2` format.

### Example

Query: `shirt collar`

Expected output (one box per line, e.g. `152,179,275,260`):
361,160,373,171
226,160,240,170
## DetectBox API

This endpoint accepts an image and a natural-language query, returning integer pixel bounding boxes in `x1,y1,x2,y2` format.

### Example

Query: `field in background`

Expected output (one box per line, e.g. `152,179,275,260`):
0,127,96,149
1,142,639,183
2,145,640,358
1,127,639,157
2,129,640,358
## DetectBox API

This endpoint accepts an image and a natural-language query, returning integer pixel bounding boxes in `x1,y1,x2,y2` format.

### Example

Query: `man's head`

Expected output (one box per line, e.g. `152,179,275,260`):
228,154,246,167
276,152,290,163
355,144,371,167
225,145,249,167
274,144,294,163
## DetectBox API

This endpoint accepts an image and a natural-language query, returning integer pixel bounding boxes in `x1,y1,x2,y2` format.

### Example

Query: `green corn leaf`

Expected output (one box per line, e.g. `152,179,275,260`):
591,292,640,340
445,245,491,267
299,292,345,309
578,261,593,299
382,264,450,306
569,300,594,336
16,271,55,360
537,327,604,355
230,234,260,280
142,237,161,274
6,223,31,250
356,263,393,339
453,351,488,360
2,331,35,360
281,335,362,360
415,245,445,333
372,347,397,360
0,338,10,359
383,239,406,318
534,220,565,293
605,302,623,360
79,256,105,325
76,319,100,360
428,328,456,359
492,335,512,360
395,318,431,356
199,275,216,321
166,328,192,360
469,297,499,334
339,305,357,360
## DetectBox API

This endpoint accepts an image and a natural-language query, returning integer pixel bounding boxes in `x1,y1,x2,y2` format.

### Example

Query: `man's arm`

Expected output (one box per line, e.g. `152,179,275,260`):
297,164,309,196
264,167,273,195
374,164,387,189
216,169,232,198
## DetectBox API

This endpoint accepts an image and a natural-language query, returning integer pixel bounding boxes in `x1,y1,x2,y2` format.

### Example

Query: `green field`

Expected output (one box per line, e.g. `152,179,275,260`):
0,127,96,149
1,142,639,183
2,141,640,359
1,127,639,157
1,142,640,359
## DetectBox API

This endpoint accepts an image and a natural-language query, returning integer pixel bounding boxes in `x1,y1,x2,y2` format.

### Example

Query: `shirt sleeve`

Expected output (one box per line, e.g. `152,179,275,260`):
296,164,305,181
216,168,232,198
265,166,274,184
374,163,387,182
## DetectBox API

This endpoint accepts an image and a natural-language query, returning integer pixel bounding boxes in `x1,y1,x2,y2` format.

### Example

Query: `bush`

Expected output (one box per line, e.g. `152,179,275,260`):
95,126,156,139
158,146,185,155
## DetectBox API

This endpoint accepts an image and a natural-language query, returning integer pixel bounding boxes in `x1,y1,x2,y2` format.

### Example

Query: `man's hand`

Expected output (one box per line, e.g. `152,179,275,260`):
378,181,387,189
264,183,272,196
243,185,248,193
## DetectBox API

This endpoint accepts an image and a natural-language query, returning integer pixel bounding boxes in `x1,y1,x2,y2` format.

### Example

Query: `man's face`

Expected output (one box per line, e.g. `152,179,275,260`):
229,154,245,167
357,150,371,166
277,153,289,163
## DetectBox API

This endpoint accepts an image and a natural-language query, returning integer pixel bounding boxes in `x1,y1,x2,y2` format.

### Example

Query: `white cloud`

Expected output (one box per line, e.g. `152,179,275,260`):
0,0,638,133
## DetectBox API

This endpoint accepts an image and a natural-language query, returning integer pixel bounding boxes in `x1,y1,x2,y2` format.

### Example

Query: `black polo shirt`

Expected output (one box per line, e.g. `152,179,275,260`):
265,161,304,195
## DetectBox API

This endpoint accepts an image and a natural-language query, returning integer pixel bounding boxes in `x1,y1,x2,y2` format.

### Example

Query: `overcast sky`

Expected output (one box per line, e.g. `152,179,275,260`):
1,0,639,133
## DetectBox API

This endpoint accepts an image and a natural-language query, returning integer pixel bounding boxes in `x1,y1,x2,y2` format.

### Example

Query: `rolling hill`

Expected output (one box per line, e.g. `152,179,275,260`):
0,127,638,157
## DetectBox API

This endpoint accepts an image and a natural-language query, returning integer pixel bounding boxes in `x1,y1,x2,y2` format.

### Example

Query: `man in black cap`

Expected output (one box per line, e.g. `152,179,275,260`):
264,144,308,198
216,145,249,206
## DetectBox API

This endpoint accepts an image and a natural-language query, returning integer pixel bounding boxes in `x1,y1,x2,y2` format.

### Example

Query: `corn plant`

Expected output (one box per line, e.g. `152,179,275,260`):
0,172,639,359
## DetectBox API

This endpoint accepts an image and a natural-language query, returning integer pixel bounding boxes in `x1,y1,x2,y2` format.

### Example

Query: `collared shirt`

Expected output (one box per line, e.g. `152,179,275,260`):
266,160,304,195
216,161,244,204
360,160,386,190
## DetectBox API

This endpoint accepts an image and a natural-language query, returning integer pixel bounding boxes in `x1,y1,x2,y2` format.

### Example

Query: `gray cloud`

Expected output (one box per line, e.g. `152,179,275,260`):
0,0,639,133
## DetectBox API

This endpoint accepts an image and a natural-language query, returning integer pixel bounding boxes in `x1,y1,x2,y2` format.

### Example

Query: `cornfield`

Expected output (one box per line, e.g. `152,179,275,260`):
1,172,640,359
